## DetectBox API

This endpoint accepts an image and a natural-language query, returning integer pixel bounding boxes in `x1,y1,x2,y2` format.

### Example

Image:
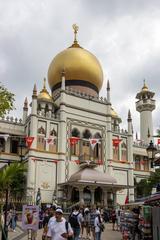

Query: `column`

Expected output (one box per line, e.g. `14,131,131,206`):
90,188,95,205
103,190,108,208
79,187,84,204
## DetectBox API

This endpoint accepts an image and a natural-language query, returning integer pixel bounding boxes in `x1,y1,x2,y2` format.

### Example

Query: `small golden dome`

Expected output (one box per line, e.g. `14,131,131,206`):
48,25,103,93
111,107,118,118
38,78,53,102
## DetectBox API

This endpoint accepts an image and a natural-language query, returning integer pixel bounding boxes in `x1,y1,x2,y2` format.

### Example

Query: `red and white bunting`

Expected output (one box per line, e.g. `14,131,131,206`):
157,139,160,145
44,136,56,145
69,137,80,146
0,134,9,142
89,138,100,150
25,136,34,148
112,139,122,148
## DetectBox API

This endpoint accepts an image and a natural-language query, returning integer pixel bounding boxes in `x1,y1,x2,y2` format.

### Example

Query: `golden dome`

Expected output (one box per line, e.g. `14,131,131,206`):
48,25,103,93
38,78,53,102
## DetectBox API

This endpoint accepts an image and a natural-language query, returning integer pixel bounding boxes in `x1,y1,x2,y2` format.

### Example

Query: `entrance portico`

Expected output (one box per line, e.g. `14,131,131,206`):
59,165,129,207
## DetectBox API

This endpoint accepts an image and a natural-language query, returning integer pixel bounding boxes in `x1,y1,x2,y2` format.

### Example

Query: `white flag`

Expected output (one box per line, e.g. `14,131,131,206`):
89,138,100,150
44,136,56,145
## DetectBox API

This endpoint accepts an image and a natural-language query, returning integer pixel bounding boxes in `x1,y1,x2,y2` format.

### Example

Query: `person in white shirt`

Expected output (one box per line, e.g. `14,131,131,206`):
94,211,103,240
47,208,73,240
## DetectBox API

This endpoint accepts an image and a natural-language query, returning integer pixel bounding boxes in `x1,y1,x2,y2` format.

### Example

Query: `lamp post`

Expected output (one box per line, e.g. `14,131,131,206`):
146,140,157,168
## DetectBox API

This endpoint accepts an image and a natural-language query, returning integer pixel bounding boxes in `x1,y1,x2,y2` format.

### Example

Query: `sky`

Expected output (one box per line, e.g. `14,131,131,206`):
0,0,160,138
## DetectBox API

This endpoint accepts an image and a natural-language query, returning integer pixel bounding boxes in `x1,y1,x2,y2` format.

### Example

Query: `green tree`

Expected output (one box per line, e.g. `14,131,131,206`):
0,83,15,117
0,162,27,205
136,169,160,197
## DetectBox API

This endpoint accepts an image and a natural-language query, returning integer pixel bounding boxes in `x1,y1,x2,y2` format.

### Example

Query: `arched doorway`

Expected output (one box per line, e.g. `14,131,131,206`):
83,186,91,204
71,187,79,203
95,187,103,204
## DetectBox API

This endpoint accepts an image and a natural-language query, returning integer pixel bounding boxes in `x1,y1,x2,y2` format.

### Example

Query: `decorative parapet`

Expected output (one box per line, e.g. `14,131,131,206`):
0,116,23,125
133,141,148,148
64,87,109,104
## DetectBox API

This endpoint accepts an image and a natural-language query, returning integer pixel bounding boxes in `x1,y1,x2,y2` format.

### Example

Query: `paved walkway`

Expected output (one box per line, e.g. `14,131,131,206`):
6,222,121,240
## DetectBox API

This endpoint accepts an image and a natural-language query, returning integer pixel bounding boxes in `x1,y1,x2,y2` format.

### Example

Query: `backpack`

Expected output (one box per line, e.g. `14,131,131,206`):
69,213,80,228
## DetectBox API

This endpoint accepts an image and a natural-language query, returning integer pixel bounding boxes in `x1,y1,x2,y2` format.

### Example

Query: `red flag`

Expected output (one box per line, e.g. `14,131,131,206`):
112,139,122,148
69,137,80,146
74,160,80,164
141,160,145,165
157,139,160,144
125,195,129,204
25,137,34,148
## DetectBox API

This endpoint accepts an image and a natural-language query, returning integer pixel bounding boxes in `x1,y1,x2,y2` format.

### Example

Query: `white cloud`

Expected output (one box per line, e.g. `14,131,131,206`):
0,0,160,136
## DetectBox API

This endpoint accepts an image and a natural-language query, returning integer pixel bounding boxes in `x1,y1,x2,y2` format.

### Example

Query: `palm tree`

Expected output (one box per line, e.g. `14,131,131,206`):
0,162,27,230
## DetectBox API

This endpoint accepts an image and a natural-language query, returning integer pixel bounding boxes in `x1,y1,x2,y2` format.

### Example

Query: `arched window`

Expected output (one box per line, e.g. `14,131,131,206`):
45,104,49,115
93,133,102,160
71,128,80,156
82,129,92,158
71,128,80,137
121,142,127,161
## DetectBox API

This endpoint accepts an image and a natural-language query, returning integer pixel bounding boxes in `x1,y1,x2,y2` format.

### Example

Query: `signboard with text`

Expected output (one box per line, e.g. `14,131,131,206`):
22,205,39,231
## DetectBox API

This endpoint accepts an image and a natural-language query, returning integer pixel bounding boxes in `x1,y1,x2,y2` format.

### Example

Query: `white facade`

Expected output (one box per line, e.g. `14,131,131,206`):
0,33,155,207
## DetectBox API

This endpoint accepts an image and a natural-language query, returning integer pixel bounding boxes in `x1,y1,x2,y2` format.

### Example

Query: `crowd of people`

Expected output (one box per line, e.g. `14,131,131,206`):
41,204,105,240
1,204,129,240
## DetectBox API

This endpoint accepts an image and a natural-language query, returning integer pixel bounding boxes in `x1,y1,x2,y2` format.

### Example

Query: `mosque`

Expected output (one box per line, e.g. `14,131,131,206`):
0,25,156,207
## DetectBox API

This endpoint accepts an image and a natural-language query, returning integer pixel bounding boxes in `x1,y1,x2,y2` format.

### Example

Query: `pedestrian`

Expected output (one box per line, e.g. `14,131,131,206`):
111,209,116,231
84,207,91,239
79,207,85,239
68,205,82,240
47,208,73,240
90,205,98,240
94,211,104,240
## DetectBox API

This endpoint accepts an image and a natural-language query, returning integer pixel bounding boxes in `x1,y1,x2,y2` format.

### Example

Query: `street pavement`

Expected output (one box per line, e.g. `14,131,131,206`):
5,222,121,240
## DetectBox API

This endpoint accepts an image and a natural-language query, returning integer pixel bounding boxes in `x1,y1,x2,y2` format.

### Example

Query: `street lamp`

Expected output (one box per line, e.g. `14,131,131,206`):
146,140,157,167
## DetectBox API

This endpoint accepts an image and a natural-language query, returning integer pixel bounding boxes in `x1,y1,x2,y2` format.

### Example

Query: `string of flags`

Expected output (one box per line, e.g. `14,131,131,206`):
0,134,127,149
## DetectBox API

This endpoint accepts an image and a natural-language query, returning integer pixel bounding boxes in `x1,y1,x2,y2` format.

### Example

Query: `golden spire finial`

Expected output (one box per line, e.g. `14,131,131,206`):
142,79,148,91
72,24,79,43
43,78,46,90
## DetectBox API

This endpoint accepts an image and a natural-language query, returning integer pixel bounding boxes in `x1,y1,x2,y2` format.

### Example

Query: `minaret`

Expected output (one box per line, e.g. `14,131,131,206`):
23,97,28,123
136,81,155,144
30,84,38,148
107,80,110,103
127,110,134,202
106,81,113,175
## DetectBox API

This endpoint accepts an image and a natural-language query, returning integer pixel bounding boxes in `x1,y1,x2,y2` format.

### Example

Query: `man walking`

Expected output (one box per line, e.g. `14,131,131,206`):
47,208,73,240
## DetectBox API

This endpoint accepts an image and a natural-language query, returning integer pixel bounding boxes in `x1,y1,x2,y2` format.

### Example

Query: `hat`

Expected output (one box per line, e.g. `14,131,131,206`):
96,210,100,215
55,208,63,214
84,208,89,213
